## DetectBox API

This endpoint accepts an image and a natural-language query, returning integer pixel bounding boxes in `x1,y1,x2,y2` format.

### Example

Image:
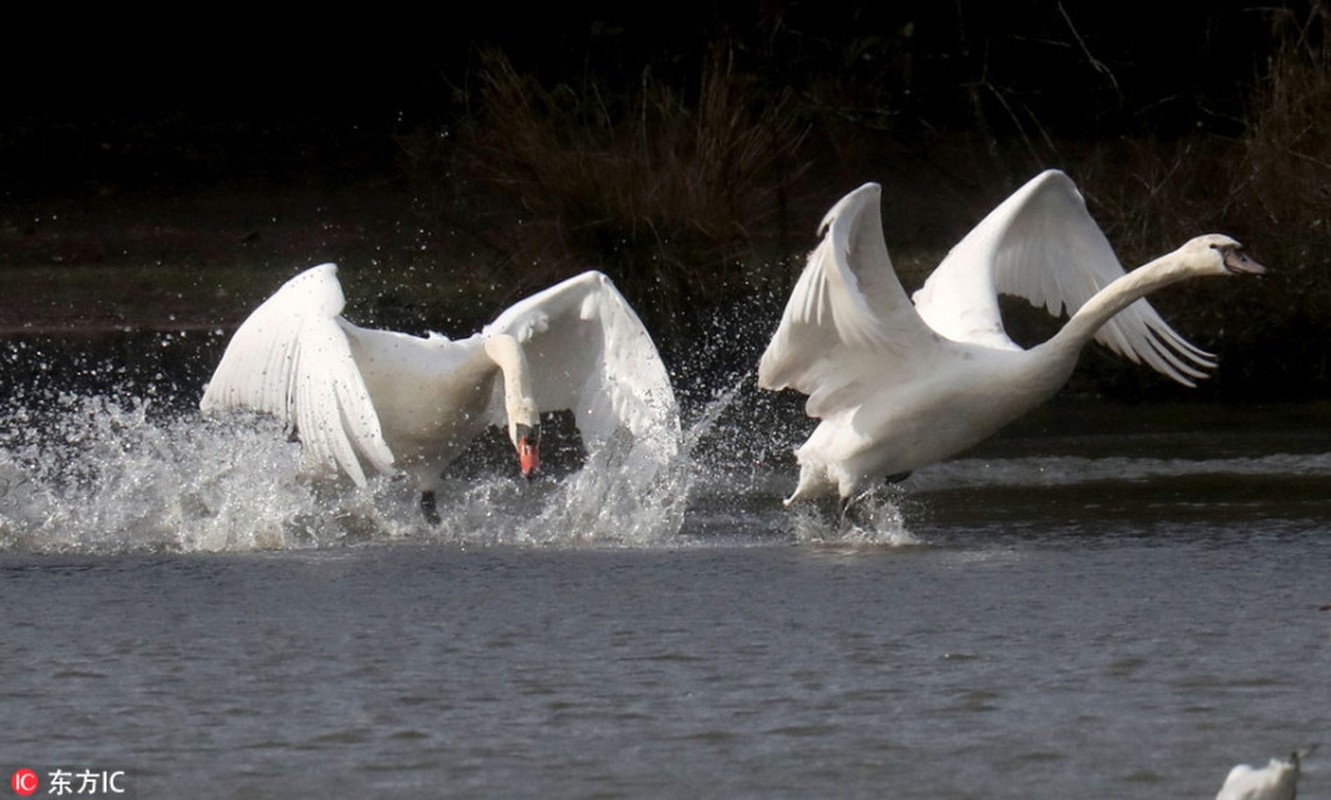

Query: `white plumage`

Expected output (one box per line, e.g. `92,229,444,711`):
759,170,1265,504
201,265,679,521
1215,750,1308,800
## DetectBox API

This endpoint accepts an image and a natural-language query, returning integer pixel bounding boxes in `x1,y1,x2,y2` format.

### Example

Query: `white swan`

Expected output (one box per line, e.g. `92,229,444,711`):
758,170,1265,505
201,265,679,522
1215,749,1308,800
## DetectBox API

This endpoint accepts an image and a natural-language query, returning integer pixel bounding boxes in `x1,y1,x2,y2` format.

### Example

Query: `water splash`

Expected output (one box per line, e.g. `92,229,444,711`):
682,372,750,457
0,330,796,552
491,370,769,547
0,389,337,552
0,391,708,552
9,370,1328,555
787,492,923,548
14,314,1325,554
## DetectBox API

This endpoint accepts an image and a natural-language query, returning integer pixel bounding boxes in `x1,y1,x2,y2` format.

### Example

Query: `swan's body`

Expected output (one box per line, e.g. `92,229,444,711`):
759,170,1264,504
1216,750,1306,800
201,265,679,521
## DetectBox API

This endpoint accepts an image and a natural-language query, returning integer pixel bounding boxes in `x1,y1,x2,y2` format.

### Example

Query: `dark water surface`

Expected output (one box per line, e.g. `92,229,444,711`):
4,477,1330,798
1,337,1329,797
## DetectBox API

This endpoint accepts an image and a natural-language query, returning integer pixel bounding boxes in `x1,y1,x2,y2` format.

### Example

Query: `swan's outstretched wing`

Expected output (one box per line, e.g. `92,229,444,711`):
911,169,1214,385
199,263,394,486
758,182,943,416
483,271,679,458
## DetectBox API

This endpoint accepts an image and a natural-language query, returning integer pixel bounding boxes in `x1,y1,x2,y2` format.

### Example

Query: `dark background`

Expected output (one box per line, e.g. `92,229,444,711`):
0,3,1279,191
1,1,1327,400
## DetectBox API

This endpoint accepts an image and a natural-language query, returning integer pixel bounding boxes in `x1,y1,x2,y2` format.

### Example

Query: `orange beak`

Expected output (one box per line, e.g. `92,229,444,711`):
518,435,541,479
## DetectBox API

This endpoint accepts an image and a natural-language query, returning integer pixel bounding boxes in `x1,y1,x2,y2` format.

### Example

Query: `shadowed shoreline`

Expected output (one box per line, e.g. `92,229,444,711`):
2,3,1328,401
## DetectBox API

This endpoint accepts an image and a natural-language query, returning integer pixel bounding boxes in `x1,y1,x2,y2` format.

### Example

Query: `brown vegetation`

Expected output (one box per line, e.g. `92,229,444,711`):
2,2,1329,400
393,2,1331,397
404,46,806,324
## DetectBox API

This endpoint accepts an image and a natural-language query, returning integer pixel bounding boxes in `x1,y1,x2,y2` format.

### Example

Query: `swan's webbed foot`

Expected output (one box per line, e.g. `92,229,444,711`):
419,491,441,525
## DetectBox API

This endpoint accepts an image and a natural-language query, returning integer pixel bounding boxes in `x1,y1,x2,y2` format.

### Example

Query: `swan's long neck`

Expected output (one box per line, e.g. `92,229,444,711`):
482,334,539,429
1041,253,1194,358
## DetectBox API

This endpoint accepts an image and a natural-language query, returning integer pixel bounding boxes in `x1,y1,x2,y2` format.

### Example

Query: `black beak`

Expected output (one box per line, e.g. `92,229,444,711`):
1223,247,1267,276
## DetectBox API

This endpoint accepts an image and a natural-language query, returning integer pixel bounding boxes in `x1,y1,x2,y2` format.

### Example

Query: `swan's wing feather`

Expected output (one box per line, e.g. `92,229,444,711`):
484,271,680,457
912,170,1214,384
199,263,394,485
758,182,942,416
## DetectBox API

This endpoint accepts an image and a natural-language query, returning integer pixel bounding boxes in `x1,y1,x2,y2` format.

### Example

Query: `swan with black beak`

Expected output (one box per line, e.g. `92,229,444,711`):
759,170,1265,507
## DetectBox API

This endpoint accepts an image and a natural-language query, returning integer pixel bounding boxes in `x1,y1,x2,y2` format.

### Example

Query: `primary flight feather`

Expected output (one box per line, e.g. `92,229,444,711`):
759,170,1265,504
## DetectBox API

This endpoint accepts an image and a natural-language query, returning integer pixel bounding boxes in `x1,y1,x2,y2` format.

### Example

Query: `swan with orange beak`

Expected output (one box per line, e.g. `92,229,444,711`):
515,423,541,479
201,266,678,523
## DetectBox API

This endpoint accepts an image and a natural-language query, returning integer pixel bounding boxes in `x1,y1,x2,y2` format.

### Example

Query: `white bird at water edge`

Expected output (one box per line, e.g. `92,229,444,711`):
758,169,1266,507
200,265,679,523
1215,748,1312,800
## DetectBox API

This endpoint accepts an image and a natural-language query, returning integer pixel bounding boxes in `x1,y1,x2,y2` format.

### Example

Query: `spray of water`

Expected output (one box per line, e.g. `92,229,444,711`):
0,297,932,554
786,492,923,548
0,340,716,553
0,386,714,553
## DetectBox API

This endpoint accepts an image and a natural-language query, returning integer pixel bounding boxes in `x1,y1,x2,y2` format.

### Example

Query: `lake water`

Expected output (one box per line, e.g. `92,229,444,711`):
1,344,1329,798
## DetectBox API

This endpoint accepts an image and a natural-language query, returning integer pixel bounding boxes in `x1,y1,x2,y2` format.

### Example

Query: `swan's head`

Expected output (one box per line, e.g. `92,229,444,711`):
1180,234,1266,277
509,410,541,479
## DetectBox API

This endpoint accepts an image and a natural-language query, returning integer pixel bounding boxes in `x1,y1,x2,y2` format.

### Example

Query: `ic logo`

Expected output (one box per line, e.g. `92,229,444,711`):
10,769,38,796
